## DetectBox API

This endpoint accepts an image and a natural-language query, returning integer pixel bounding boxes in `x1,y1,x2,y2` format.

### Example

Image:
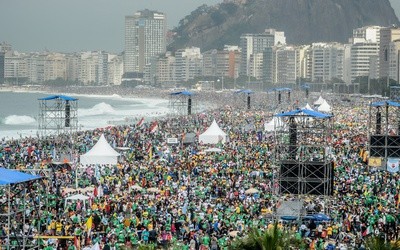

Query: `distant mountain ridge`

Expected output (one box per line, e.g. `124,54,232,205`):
169,0,400,51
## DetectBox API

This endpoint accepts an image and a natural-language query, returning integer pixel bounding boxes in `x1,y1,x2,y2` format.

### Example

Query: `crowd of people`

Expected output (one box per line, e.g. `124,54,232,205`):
0,90,399,250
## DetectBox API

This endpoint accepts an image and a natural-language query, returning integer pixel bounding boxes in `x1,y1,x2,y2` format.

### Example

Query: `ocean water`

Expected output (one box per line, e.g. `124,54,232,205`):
0,91,169,140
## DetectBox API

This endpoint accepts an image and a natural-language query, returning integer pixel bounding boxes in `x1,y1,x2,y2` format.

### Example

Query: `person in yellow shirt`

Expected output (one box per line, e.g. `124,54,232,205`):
327,224,333,238
56,221,63,236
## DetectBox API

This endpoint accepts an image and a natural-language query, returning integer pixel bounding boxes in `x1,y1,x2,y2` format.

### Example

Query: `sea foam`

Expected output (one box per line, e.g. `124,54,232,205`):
4,115,36,125
79,102,116,117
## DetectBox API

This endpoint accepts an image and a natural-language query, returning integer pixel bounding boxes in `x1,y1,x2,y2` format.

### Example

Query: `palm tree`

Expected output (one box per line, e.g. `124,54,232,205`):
229,223,301,250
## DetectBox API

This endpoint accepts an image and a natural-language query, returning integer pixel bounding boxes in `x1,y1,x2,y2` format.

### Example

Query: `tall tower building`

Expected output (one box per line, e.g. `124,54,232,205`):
124,10,166,74
379,27,400,79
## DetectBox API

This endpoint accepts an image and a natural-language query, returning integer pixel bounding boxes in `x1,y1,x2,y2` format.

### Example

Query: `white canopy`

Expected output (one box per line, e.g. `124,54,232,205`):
317,100,332,113
314,96,325,106
303,103,314,111
264,117,283,132
80,134,120,165
65,193,89,201
199,120,227,144
64,193,89,209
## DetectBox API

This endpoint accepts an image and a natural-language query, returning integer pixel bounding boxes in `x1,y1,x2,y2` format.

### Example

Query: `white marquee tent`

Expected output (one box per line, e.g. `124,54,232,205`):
303,103,314,111
80,134,120,165
314,96,325,106
199,120,227,144
317,100,332,113
264,117,283,132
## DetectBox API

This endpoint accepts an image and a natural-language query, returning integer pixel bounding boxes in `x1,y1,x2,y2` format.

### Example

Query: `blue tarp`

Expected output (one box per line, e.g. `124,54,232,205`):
0,168,42,185
38,95,78,101
370,100,400,107
234,89,254,94
311,213,331,221
170,91,194,96
275,108,332,119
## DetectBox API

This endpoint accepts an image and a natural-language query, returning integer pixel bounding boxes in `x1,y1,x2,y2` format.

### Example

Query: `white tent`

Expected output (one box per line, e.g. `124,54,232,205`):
317,100,332,113
80,134,120,165
264,117,283,132
199,120,227,144
303,103,314,111
64,193,89,209
314,96,325,106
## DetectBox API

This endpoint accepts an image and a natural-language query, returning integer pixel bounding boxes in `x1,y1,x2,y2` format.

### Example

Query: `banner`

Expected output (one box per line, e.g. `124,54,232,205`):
368,157,382,167
387,158,400,173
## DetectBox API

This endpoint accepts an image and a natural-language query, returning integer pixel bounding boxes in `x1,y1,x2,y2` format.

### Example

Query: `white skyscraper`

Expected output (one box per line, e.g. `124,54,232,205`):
124,10,166,74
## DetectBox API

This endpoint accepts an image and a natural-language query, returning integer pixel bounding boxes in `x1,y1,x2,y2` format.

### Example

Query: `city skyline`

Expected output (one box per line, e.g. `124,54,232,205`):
1,0,399,53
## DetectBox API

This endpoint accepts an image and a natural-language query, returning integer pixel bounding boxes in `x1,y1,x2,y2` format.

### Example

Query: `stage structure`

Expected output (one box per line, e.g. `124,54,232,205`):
169,90,196,116
0,168,42,249
234,89,254,110
270,87,292,107
38,95,78,137
274,109,334,196
300,84,310,99
368,100,400,170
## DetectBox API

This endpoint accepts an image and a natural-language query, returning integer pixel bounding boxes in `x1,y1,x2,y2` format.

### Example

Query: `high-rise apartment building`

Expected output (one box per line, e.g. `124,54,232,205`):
124,10,166,74
309,43,345,82
175,47,202,82
379,27,400,79
350,42,380,80
240,29,286,77
263,46,300,85
0,52,4,84
202,47,241,79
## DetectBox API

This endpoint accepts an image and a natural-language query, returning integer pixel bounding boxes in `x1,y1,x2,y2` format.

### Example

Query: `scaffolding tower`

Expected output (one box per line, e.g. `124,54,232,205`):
0,169,43,249
38,95,78,137
368,100,400,170
169,91,196,116
233,89,254,110
274,108,334,196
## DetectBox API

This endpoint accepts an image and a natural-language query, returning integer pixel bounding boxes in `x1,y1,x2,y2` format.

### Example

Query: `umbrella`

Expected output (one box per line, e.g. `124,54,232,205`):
147,187,160,193
131,185,143,191
245,188,259,194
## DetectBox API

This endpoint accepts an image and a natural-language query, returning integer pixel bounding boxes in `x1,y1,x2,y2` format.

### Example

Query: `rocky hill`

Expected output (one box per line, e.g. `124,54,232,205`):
169,0,400,51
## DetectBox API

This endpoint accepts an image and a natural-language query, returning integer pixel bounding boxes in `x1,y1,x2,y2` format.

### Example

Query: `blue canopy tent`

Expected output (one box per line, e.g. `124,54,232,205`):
267,87,292,104
38,95,78,101
0,168,42,185
169,90,195,115
234,89,254,109
0,167,42,248
370,100,400,107
275,108,333,119
311,213,331,221
169,90,194,96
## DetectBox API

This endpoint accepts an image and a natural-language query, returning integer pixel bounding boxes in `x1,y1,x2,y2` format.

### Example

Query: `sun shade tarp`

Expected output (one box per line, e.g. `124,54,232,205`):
0,168,42,185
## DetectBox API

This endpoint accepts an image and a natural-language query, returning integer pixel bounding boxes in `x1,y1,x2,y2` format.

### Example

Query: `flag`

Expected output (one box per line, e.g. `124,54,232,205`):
368,157,382,167
387,158,400,173
74,236,80,250
148,146,153,161
149,121,158,133
137,117,144,127
86,216,93,234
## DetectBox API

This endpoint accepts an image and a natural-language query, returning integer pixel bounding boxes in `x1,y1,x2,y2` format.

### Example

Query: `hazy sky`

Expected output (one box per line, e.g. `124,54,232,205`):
1,0,399,53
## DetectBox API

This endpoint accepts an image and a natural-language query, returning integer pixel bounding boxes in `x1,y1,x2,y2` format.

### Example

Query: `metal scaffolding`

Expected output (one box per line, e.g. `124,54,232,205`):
168,90,196,116
233,89,254,110
0,169,43,249
274,109,334,196
38,95,78,137
368,100,400,170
